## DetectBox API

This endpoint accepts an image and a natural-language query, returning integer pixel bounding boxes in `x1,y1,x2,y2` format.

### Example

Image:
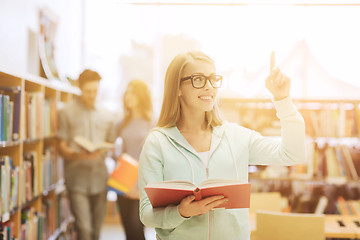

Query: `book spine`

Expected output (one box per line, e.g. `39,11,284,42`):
12,90,21,141
193,187,202,201
2,95,9,141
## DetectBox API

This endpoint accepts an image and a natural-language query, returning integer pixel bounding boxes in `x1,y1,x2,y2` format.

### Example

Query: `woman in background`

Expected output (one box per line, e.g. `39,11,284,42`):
116,79,154,240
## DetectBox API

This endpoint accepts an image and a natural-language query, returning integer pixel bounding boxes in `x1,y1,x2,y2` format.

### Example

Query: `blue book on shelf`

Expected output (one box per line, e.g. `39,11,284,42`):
0,86,21,141
2,95,9,141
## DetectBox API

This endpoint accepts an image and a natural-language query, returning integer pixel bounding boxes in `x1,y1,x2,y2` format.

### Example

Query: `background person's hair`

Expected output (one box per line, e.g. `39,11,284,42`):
118,79,153,134
77,69,102,87
157,50,223,128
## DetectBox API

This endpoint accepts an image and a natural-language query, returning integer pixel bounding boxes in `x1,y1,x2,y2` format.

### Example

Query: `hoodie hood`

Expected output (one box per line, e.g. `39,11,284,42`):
151,122,229,157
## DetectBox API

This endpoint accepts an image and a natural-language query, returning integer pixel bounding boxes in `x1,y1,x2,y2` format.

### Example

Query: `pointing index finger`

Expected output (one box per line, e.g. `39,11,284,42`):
270,51,275,73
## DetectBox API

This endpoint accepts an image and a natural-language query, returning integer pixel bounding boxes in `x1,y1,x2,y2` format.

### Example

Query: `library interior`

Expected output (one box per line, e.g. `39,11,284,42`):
1,1,360,240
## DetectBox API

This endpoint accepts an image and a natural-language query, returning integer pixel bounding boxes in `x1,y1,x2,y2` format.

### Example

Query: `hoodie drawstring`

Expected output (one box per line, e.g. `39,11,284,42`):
166,136,196,184
225,133,240,180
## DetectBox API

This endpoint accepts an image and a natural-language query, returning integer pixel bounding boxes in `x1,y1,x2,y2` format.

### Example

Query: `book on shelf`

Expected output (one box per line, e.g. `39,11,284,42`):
107,153,138,195
341,145,359,181
43,99,57,137
0,155,19,215
336,196,350,215
0,94,10,142
145,179,251,209
24,92,44,139
23,151,39,200
0,86,21,141
74,136,114,152
314,196,328,214
0,220,15,240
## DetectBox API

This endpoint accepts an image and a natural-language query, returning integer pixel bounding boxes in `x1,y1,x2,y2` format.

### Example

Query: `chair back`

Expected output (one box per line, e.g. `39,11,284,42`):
249,192,282,214
255,210,325,240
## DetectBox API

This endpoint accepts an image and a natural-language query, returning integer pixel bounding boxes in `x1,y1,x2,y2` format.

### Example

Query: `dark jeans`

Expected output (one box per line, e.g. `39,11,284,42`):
117,195,145,240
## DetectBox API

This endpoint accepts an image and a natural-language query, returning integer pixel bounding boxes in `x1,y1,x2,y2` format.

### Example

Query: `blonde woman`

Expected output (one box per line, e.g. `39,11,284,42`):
116,79,153,240
138,51,306,239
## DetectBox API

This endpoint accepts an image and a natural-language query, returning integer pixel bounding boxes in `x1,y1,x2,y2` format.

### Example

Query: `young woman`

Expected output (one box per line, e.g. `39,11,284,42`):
116,79,153,240
138,51,305,240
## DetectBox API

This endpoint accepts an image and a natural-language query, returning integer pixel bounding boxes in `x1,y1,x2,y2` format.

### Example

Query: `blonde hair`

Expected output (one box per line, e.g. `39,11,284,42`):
157,51,223,128
118,79,153,133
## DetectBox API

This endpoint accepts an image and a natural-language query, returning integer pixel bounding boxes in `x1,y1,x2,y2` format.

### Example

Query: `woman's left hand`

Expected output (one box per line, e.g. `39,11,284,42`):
265,51,291,101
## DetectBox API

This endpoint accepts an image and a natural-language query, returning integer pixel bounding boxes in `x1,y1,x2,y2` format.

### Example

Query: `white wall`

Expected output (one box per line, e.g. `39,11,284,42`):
0,0,83,79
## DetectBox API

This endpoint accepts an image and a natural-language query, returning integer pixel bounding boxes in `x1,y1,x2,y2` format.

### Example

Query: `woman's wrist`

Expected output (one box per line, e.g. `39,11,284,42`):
273,94,289,101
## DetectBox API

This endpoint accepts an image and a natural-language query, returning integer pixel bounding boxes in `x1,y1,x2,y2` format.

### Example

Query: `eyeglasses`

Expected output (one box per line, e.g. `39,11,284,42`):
180,74,223,89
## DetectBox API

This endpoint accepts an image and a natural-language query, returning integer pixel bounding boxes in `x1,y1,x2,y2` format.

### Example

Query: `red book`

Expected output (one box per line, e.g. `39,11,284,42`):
145,179,251,209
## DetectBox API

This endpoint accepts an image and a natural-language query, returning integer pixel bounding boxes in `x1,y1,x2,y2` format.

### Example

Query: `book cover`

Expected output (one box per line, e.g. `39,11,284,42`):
107,153,138,195
145,179,251,209
74,136,114,152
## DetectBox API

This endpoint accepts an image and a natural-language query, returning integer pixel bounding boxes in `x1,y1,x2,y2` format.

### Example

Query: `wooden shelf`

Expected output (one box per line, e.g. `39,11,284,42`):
0,70,80,239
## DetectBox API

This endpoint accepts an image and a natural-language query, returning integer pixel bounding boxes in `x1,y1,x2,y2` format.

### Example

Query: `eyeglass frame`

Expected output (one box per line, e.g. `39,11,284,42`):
180,74,223,89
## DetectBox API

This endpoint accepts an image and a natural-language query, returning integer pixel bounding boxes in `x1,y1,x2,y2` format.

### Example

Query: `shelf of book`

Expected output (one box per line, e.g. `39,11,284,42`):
220,97,360,215
0,70,80,239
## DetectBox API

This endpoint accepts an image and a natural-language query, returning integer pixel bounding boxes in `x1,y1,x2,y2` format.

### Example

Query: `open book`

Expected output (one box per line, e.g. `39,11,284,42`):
145,179,251,209
74,136,114,152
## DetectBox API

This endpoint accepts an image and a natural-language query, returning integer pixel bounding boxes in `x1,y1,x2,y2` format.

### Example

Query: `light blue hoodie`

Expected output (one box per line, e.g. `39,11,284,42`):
139,97,306,240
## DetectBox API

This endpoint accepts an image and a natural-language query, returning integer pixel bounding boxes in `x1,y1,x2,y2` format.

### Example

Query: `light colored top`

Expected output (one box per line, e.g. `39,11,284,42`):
116,118,154,160
197,150,210,168
138,96,306,240
57,99,116,194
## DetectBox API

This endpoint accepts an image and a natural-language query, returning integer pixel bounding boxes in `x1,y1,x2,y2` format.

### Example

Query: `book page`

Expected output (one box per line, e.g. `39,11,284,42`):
74,136,114,152
146,180,196,191
74,136,96,152
97,141,115,150
199,179,247,188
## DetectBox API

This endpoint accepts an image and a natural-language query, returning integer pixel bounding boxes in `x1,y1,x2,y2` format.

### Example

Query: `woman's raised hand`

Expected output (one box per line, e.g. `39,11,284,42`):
265,51,291,101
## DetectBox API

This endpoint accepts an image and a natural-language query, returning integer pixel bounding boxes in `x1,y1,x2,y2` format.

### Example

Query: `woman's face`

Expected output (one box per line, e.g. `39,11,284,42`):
178,60,217,113
124,85,138,110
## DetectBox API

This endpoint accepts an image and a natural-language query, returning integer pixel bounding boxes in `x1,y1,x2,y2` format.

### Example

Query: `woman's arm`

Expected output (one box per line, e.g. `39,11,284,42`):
138,132,188,229
249,96,306,165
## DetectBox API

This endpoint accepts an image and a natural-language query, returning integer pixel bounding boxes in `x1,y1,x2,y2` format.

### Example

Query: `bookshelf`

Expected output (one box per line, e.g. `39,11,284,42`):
220,97,360,215
0,71,80,239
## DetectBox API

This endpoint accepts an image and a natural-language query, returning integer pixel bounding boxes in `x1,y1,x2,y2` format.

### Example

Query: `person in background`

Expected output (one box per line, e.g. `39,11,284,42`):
138,51,306,239
57,69,116,240
115,79,154,240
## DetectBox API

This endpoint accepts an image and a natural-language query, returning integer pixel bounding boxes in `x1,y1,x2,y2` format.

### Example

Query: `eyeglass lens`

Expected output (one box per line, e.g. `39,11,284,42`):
192,75,222,88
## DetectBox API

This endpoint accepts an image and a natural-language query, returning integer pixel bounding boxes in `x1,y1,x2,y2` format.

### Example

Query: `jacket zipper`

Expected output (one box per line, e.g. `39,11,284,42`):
206,165,212,240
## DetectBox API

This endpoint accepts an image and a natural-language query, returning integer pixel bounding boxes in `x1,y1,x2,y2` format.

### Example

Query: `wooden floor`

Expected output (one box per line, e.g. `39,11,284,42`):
100,223,156,240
